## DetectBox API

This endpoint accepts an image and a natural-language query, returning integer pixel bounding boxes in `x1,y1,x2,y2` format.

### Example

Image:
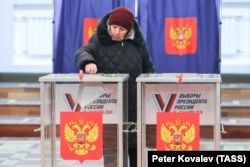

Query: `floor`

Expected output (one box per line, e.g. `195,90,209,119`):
0,137,250,167
0,138,40,167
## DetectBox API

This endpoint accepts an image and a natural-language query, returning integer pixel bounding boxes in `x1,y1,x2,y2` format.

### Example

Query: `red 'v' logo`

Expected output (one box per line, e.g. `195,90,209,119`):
63,93,81,112
152,94,177,112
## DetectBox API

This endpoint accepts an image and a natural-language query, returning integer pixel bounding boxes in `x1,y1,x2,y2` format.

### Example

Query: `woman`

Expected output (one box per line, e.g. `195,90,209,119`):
74,6,155,167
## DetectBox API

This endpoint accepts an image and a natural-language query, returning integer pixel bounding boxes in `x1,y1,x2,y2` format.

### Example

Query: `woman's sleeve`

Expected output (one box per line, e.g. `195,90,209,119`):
74,35,98,70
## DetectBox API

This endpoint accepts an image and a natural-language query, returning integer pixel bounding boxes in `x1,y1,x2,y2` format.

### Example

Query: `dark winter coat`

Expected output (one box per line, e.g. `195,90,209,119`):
74,12,155,148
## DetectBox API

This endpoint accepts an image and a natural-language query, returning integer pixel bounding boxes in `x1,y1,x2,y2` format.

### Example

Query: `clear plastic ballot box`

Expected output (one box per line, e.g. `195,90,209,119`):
39,73,129,167
136,73,222,167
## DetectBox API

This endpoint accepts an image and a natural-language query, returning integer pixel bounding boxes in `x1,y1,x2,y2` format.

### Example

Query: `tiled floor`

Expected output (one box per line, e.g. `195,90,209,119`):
0,138,40,167
0,137,250,167
0,116,249,166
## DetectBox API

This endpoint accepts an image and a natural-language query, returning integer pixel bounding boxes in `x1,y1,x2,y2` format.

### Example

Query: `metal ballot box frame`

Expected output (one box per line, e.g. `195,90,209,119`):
136,73,222,167
39,73,129,167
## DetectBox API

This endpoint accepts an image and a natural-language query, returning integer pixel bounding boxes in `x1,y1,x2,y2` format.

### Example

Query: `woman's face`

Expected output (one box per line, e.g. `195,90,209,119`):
109,25,128,41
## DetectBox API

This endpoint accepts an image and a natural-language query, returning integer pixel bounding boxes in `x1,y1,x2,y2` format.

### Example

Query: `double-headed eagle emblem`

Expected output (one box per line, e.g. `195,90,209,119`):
88,26,96,38
160,119,196,150
170,25,192,49
64,118,99,155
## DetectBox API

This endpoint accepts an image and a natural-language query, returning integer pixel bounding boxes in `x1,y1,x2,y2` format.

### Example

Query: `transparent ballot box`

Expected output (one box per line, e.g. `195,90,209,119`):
39,73,129,167
136,73,222,167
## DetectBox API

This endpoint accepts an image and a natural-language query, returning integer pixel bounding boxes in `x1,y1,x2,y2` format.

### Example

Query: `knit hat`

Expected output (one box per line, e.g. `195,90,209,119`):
108,7,134,31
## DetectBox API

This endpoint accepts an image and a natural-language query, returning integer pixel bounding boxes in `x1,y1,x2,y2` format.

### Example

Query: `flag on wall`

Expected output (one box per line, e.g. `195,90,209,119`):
53,0,126,73
156,112,200,151
140,0,220,73
60,112,103,163
83,18,100,45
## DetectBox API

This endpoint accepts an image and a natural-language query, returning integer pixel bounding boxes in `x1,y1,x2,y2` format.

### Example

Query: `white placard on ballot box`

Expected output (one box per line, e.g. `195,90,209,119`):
39,73,129,167
136,73,221,167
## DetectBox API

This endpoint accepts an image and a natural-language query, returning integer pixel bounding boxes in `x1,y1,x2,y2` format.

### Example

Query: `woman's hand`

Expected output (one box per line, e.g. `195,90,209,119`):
85,63,97,74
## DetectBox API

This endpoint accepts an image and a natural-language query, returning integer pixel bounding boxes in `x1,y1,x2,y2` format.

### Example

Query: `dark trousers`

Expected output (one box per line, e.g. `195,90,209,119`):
129,148,137,167
104,148,137,167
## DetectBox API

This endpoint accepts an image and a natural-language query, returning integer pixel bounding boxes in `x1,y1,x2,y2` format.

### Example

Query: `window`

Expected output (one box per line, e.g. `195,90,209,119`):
0,0,53,73
13,4,53,66
221,0,250,74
